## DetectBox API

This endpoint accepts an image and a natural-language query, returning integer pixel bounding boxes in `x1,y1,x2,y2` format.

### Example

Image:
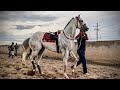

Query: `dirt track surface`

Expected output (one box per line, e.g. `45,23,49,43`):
0,54,120,79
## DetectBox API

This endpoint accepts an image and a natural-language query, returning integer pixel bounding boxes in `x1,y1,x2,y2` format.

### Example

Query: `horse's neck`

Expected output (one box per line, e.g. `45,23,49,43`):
63,18,77,40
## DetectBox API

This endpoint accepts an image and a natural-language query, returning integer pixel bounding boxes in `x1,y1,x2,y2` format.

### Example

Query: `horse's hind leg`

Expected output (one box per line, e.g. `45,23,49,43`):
62,48,69,79
30,50,40,72
29,32,43,74
36,46,45,74
30,44,41,71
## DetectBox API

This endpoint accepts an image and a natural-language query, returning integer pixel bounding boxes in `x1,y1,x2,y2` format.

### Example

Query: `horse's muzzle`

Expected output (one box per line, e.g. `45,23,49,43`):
83,27,89,32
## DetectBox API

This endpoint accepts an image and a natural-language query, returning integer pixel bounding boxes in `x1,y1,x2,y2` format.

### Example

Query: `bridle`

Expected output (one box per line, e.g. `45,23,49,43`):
76,16,83,29
76,17,79,28
63,30,74,40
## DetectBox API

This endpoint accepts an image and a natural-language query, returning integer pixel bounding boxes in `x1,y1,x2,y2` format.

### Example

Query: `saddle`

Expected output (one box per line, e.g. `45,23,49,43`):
42,31,61,42
42,30,62,53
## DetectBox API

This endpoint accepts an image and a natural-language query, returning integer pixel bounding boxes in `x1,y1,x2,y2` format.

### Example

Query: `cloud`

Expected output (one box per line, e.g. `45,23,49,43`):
15,25,35,30
0,11,120,45
0,31,12,40
0,31,31,42
0,11,58,22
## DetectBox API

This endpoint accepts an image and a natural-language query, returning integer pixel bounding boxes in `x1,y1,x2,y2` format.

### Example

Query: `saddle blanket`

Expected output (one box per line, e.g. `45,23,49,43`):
42,31,61,43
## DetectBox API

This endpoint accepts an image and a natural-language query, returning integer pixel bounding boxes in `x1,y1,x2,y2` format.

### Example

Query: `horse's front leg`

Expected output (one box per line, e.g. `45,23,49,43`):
63,49,69,79
70,51,78,74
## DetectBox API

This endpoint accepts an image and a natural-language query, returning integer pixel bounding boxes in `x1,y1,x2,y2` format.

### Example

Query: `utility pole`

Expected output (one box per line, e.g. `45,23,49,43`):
93,23,100,41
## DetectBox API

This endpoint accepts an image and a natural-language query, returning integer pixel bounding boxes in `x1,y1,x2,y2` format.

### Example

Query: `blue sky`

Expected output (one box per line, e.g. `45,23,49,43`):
0,11,120,45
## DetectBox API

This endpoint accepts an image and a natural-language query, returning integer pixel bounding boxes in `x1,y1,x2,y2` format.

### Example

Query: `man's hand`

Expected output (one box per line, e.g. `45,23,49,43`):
84,32,88,40
84,32,87,35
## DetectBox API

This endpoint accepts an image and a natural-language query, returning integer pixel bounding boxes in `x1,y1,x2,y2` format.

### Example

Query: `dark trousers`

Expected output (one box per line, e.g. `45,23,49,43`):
77,49,87,73
15,49,18,56
55,36,59,53
8,51,11,58
8,51,14,59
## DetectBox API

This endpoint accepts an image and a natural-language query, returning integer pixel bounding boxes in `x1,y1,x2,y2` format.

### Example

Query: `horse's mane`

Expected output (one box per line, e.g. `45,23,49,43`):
64,17,74,30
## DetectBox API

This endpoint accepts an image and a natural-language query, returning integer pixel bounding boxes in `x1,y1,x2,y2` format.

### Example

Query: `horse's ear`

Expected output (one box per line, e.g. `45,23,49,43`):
78,14,81,18
75,16,78,18
75,15,80,18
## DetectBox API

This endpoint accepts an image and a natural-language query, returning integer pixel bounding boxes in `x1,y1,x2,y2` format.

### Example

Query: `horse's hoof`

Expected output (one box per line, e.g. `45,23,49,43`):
72,69,74,72
72,72,74,76
64,73,69,79
22,62,26,65
65,76,69,79
71,69,75,75
39,72,45,76
27,69,35,76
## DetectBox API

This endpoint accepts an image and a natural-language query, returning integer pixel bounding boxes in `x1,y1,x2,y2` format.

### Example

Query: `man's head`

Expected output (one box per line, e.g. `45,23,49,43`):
12,42,14,45
80,30,86,36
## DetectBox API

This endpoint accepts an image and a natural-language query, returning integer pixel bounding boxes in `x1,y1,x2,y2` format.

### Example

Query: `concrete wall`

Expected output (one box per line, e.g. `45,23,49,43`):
0,45,23,56
0,40,120,62
85,40,120,62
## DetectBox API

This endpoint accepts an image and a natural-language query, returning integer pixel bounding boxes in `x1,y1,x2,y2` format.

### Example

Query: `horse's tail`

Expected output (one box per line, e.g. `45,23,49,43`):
22,38,30,51
22,38,32,62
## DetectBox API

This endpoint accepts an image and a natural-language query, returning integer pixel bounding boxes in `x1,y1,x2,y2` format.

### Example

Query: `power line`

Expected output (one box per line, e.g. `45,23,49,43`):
93,22,100,41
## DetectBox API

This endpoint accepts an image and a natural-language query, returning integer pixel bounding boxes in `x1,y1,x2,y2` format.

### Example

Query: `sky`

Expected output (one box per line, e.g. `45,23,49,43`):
0,11,120,45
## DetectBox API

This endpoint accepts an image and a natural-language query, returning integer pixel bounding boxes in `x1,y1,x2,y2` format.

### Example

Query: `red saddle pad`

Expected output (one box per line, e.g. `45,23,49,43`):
42,33,56,42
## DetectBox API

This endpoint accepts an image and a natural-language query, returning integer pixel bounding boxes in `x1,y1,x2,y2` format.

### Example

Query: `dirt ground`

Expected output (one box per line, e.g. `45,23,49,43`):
0,54,120,79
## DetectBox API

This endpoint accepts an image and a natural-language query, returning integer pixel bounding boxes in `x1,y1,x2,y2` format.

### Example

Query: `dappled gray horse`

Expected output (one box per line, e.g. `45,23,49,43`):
22,15,88,79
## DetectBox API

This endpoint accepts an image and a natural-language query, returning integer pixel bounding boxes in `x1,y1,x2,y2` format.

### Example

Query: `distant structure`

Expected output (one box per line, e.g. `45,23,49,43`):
93,23,100,41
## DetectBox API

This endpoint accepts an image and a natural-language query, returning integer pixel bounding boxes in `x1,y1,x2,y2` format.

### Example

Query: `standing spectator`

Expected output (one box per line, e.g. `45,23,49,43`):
8,45,11,58
10,42,15,59
15,43,19,56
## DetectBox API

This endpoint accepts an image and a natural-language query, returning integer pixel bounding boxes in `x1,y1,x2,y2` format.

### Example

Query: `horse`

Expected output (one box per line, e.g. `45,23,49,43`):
22,15,88,79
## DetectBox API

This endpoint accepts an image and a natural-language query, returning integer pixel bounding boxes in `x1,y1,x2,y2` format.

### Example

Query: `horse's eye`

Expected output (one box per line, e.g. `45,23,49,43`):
80,20,83,22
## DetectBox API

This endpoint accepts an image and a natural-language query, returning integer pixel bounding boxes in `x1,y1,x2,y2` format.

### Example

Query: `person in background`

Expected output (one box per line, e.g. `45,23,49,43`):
8,45,11,58
15,43,19,56
9,42,15,59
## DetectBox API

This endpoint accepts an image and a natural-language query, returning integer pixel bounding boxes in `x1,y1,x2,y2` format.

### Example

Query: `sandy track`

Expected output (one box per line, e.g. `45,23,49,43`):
0,54,120,79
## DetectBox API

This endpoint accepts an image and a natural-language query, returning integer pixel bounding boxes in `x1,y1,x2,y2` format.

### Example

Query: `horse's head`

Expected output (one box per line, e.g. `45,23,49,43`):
75,15,89,32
